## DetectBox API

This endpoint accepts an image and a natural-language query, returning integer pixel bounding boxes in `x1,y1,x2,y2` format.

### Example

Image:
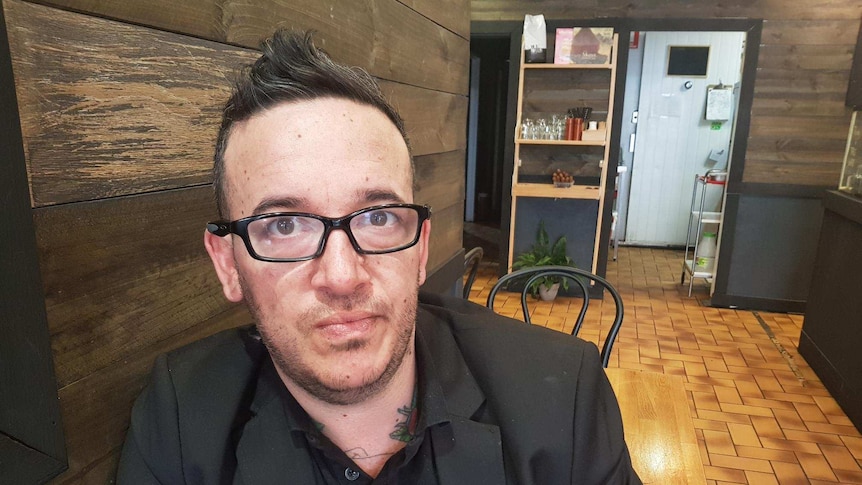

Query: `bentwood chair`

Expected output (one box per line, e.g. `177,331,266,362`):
462,247,484,299
486,265,624,368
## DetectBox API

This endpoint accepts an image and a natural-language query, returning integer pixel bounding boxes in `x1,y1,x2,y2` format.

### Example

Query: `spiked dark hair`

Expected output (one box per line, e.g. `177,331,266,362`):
212,30,412,218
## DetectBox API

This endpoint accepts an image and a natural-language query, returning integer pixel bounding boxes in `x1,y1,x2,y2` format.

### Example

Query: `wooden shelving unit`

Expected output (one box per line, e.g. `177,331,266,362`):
507,33,619,274
517,139,606,146
512,182,602,200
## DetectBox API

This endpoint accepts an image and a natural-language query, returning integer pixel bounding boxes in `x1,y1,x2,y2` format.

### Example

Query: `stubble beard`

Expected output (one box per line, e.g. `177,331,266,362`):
239,272,418,406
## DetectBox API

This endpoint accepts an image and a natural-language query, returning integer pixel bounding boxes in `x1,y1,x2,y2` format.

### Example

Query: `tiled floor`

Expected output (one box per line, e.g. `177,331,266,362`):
466,246,862,484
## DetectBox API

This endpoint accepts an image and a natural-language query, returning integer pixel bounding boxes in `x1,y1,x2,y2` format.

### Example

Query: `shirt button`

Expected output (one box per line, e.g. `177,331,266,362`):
344,467,361,481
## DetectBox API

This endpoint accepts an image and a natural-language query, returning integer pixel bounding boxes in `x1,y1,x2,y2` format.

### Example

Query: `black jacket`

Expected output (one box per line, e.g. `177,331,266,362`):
118,292,641,484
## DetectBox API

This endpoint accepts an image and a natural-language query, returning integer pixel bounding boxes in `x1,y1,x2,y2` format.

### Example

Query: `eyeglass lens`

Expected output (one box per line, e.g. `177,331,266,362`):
246,206,421,260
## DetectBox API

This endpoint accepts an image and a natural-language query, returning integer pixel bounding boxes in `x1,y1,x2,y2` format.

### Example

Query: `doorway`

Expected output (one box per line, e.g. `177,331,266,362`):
464,34,510,262
468,18,760,275
619,31,746,247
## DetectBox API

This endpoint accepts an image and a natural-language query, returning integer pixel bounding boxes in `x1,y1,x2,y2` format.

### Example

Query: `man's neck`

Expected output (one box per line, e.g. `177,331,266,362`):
276,350,418,478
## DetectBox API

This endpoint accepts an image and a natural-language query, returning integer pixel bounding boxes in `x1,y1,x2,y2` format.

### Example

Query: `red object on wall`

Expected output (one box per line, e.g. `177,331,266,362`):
630,31,640,49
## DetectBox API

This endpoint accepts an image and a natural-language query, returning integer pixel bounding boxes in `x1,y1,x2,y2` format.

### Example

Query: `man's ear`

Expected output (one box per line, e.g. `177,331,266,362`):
417,219,431,285
204,230,244,302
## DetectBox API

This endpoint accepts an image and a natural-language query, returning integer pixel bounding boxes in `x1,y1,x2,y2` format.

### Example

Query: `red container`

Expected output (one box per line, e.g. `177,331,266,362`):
572,118,584,141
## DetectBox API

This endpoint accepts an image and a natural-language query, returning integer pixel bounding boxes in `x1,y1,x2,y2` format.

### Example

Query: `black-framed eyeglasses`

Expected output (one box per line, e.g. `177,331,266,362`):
207,203,431,262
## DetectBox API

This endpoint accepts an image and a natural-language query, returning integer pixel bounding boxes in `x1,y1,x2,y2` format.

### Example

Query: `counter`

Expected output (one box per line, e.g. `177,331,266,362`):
798,190,862,432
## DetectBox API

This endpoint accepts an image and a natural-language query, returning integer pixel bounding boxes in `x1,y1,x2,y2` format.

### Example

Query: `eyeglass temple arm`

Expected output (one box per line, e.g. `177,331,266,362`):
206,222,231,236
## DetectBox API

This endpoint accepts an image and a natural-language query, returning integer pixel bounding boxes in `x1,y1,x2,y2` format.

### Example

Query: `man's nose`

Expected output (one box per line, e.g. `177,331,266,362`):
310,228,371,294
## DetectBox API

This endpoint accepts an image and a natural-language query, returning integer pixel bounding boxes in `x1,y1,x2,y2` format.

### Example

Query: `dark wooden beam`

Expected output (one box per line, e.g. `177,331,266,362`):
0,0,67,481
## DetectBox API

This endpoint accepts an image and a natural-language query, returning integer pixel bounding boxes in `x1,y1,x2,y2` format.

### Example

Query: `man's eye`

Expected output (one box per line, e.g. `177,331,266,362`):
369,211,389,226
267,217,295,235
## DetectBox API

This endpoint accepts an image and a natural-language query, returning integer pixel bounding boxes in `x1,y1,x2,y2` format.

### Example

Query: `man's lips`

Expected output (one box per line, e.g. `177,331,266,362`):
314,312,378,339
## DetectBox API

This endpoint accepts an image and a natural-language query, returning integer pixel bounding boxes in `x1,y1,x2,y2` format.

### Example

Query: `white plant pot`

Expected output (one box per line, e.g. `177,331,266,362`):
538,282,560,301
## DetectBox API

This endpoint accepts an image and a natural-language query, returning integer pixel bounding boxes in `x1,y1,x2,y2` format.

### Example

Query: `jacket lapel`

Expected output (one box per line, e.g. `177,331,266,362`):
234,359,319,485
416,307,507,483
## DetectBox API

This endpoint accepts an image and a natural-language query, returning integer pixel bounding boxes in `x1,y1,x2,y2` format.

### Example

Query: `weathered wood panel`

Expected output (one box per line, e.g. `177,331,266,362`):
415,149,466,211
761,19,860,46
754,69,850,97
5,0,256,207
7,0,467,207
34,186,235,387
472,1,860,186
414,149,465,273
756,44,855,71
381,80,468,157
426,201,465,274
397,0,470,38
742,160,843,187
34,0,470,95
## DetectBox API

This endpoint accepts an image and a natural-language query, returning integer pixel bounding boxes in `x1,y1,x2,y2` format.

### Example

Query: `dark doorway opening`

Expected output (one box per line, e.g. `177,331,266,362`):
464,34,510,262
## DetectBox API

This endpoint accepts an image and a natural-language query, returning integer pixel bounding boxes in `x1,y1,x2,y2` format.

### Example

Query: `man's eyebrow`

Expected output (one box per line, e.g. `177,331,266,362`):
362,189,406,205
253,196,307,215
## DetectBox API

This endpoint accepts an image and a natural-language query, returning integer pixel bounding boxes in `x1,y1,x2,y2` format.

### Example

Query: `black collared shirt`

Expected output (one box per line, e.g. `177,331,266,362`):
272,333,451,485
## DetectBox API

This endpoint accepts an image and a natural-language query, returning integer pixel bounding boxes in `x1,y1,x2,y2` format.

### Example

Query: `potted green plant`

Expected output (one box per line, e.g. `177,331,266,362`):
512,220,577,301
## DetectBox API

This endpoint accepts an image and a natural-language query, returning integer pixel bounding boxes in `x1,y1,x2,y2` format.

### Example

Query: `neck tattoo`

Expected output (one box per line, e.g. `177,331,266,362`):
389,385,419,443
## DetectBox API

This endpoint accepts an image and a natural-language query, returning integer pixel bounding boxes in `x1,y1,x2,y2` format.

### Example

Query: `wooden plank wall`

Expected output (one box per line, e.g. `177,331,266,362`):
472,0,861,187
2,0,468,481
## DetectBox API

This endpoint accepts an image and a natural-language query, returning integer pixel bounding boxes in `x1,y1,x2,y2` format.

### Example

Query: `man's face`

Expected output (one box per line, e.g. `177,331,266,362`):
205,98,430,405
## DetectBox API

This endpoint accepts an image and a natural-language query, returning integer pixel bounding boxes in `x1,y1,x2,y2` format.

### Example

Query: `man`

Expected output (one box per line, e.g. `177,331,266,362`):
118,30,640,484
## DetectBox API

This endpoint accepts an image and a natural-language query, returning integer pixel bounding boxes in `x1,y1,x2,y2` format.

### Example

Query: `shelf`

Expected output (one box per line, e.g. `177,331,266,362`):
691,211,722,224
512,183,601,200
681,170,726,296
523,63,613,70
517,138,606,147
509,33,619,275
683,259,714,280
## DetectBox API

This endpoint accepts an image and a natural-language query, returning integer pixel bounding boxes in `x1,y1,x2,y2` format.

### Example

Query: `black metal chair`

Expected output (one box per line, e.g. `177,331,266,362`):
462,247,484,299
486,265,624,368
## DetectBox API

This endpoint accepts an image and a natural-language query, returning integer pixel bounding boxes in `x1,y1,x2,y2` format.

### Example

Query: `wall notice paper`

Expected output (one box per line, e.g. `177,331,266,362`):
706,85,733,121
655,93,682,119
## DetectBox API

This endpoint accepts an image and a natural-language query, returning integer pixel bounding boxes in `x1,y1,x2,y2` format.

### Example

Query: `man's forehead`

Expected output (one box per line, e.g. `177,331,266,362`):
221,99,413,216
225,99,408,160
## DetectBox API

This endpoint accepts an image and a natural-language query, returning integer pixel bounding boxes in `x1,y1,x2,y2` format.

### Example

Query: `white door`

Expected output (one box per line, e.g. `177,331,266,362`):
625,31,745,246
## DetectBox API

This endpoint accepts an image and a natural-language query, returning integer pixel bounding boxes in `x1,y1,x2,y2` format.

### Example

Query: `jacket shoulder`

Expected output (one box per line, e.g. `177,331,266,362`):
418,291,597,357
118,325,265,482
417,292,638,484
162,325,264,390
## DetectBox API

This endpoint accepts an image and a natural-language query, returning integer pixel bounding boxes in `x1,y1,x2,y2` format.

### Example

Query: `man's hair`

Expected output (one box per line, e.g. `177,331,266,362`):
213,30,412,218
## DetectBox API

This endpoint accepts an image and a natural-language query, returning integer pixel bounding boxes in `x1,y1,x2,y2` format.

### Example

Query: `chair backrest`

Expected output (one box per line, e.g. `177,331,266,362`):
462,247,484,299
486,265,624,368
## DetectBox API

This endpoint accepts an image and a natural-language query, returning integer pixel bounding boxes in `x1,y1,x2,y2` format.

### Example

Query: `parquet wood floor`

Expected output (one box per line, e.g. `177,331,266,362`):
465,246,862,484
